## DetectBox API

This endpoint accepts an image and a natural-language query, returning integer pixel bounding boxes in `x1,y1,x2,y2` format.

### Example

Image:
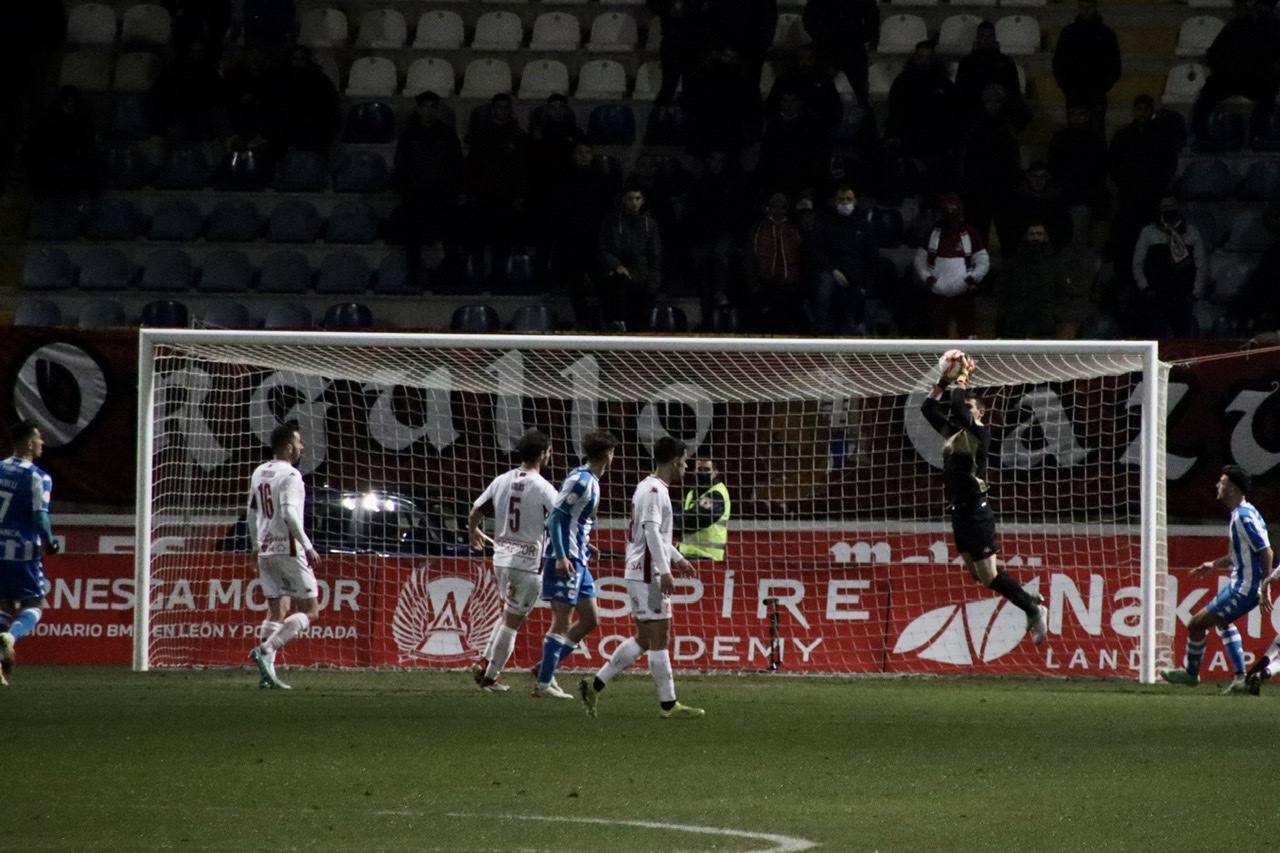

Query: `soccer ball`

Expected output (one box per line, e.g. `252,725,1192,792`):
937,349,969,381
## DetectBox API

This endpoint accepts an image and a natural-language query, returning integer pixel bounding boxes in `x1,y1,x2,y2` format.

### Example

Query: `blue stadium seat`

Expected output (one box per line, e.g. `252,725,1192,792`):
155,146,210,189
503,252,536,290
199,249,253,292
1252,109,1280,151
268,200,323,243
592,153,623,188
322,302,374,329
23,248,75,290
451,304,500,333
646,304,688,332
707,304,740,333
149,198,203,241
1193,110,1246,153
257,250,313,293
274,151,329,192
140,248,196,291
107,95,151,140
140,299,190,327
325,201,380,243
77,298,128,329
316,250,372,293
875,207,906,247
645,103,687,145
374,254,418,294
213,148,269,191
206,199,263,241
1239,160,1280,200
79,247,136,290
1176,159,1234,200
12,298,63,327
587,104,637,145
333,151,389,193
1226,210,1274,251
202,300,252,328
101,144,153,189
27,199,82,240
1184,208,1224,250
263,302,313,329
85,198,144,240
511,303,556,332
344,101,396,144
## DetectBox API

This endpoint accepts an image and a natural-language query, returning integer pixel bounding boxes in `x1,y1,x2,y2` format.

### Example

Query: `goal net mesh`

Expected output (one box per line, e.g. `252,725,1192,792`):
142,337,1168,678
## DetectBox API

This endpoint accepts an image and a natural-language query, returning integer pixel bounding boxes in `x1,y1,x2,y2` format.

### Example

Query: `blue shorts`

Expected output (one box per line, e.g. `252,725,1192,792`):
0,559,50,602
1206,586,1258,625
540,556,595,606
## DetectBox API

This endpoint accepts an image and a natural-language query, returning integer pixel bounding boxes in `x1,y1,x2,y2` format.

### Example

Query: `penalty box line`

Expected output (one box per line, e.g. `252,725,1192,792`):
444,812,818,852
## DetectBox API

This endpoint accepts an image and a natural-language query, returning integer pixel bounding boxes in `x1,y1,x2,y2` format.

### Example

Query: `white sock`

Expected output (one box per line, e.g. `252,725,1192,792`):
482,617,504,663
485,625,519,680
262,612,310,653
597,638,644,685
648,649,676,703
261,620,282,664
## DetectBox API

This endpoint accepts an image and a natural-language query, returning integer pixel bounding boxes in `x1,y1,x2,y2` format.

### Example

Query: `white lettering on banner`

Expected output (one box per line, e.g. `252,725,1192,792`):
13,343,108,448
560,355,600,456
671,577,702,605
365,370,459,453
1049,575,1104,635
712,636,740,661
830,541,891,564
721,570,735,619
34,623,104,638
486,350,526,453
248,371,332,474
48,577,363,613
108,624,133,637
759,579,809,629
1226,382,1280,476
595,578,629,618
1123,380,1194,478
636,381,713,454
826,580,871,621
999,388,1090,469
674,635,706,661
154,366,231,470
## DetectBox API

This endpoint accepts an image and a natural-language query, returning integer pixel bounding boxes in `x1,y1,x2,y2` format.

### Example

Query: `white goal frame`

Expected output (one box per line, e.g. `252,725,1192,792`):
134,331,1166,681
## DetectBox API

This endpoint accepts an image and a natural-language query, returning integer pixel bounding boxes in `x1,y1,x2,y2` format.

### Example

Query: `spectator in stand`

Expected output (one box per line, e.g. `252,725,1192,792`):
684,46,761,157
597,184,663,331
1006,162,1072,254
1048,105,1109,248
268,46,338,152
913,194,990,339
27,86,99,199
757,91,829,199
550,143,615,329
466,93,531,279
803,0,879,111
649,0,709,107
955,21,1029,130
1132,197,1207,338
766,46,843,137
1052,0,1121,130
241,0,297,45
997,221,1076,337
746,192,807,333
1229,226,1280,335
148,41,229,142
394,91,464,287
1107,95,1179,282
684,150,749,315
886,41,962,194
529,95,584,285
810,183,886,334
958,84,1022,251
166,0,232,57
707,0,777,100
225,45,274,148
1192,0,1280,140
0,0,66,192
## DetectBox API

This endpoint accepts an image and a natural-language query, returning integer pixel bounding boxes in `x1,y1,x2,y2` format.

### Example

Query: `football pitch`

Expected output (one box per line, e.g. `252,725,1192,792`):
2,668,1272,851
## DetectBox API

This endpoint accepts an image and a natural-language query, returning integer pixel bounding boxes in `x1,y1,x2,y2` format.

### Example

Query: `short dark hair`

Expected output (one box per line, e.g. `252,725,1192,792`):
582,430,619,463
1223,465,1252,496
652,436,687,467
491,92,512,106
10,420,39,447
414,90,440,107
516,429,550,464
271,422,300,453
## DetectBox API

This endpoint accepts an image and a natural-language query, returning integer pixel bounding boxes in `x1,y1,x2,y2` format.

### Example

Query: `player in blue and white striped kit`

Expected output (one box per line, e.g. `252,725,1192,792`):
532,430,618,699
1161,465,1272,694
0,421,59,686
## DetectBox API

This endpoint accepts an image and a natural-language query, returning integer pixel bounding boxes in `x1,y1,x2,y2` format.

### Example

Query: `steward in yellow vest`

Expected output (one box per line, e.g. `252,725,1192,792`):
677,458,730,561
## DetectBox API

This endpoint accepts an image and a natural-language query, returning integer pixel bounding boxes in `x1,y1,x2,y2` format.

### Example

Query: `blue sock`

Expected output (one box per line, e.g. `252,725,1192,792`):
538,634,568,685
1185,637,1207,678
7,608,42,642
556,640,577,664
1221,626,1246,675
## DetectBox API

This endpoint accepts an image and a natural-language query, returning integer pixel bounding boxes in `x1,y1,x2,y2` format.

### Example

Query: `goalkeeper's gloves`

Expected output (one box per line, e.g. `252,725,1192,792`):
45,538,62,555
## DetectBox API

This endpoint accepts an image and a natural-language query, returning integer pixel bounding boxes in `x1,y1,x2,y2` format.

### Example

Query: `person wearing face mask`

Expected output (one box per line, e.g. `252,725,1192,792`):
810,183,886,334
746,192,805,332
913,193,990,338
1131,197,1206,337
996,222,1071,338
677,458,731,562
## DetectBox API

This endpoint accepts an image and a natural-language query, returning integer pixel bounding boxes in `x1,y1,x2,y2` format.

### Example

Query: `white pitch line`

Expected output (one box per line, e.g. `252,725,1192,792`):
446,812,818,853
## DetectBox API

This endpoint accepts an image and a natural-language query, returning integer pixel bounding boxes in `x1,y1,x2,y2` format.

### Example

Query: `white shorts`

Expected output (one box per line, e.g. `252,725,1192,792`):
257,554,318,600
626,577,672,622
497,566,541,617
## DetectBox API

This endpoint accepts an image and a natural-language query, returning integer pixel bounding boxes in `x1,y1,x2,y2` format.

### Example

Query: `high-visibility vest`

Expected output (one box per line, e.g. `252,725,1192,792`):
679,481,731,561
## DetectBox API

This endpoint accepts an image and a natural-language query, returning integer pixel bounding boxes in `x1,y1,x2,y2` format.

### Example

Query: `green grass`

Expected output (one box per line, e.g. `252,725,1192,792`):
1,667,1271,851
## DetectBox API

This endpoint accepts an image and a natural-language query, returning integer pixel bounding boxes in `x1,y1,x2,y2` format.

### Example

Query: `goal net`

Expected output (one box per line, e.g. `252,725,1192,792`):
135,332,1169,682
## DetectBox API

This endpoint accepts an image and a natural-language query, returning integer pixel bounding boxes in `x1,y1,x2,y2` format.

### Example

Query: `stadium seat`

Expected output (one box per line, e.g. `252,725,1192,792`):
140,299,190,327
1184,207,1224,249
646,304,688,332
346,56,398,97
772,13,811,50
202,300,252,329
374,254,418,295
22,249,75,291
333,152,389,194
149,198,203,241
1251,109,1280,151
59,50,111,92
85,198,144,240
140,248,195,291
707,304,740,333
268,200,324,243
212,148,267,191
107,95,151,140
317,251,373,293
1176,158,1233,200
530,13,581,51
112,51,160,93
78,298,128,329
880,14,928,55
759,61,779,97
68,3,117,45
263,303,313,329
121,4,171,45
519,60,571,99
198,249,253,293
876,207,907,248
413,11,464,49
155,146,210,190
1176,16,1224,57
587,104,636,144
298,8,349,47
274,151,329,192
344,102,395,144
1226,211,1273,252
633,61,664,100
587,12,639,52
1193,110,1246,153
206,199,262,241
510,303,556,332
938,15,981,55
1239,161,1280,200
12,299,63,327
356,9,408,48
995,15,1039,56
322,302,375,329
102,143,153,189
27,199,82,241
1208,252,1259,304
645,103,686,145
451,304,500,333
404,58,455,97
576,60,627,99
326,201,380,243
316,54,342,90
257,250,313,293
1188,0,1232,6
79,247,136,290
869,60,906,99
645,17,663,52
1163,63,1208,107
890,0,943,6
472,12,523,51
461,59,513,99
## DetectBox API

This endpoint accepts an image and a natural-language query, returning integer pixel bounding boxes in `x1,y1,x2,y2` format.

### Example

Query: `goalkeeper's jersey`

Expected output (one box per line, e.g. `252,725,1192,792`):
921,386,991,511
249,460,310,556
472,467,558,572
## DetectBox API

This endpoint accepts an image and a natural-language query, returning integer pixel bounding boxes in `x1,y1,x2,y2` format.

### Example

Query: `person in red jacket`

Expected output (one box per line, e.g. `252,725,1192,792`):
746,192,805,332
912,194,990,339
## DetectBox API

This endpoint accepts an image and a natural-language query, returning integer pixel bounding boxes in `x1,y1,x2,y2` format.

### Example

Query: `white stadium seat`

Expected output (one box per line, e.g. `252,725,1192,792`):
632,61,664,100
1163,63,1208,106
298,9,349,48
413,11,464,50
530,12,581,51
576,59,627,99
869,60,905,99
113,51,160,93
346,56,398,96
889,0,940,7
879,14,928,55
1176,16,1224,58
1187,0,1232,7
772,13,811,50
461,58,513,98
122,4,171,46
518,59,570,99
316,54,341,89
472,11,523,51
995,15,1040,56
356,9,408,49
60,50,111,92
760,61,779,97
938,14,982,55
587,12,639,52
1001,0,1045,7
68,3,117,45
404,57,455,96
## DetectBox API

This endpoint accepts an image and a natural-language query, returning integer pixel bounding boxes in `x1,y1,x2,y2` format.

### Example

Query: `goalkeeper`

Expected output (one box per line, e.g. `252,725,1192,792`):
921,357,1048,645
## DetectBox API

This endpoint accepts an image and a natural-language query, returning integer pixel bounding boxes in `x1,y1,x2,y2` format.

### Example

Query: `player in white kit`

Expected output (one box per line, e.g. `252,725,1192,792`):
246,423,322,690
468,429,559,692
579,436,704,719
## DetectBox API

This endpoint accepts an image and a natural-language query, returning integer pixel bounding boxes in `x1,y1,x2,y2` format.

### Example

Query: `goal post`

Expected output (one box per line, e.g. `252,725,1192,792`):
134,331,1169,681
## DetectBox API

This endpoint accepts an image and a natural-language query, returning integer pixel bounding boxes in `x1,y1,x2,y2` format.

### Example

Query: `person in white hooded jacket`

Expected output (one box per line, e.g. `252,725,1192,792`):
913,193,991,338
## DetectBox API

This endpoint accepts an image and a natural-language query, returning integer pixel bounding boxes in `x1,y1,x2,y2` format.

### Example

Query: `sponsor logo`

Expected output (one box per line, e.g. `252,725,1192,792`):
893,581,1042,665
391,563,500,664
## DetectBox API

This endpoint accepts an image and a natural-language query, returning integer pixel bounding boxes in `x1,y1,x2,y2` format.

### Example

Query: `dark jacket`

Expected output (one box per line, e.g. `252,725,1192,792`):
707,0,777,62
955,48,1022,113
1048,125,1109,208
466,118,529,203
997,247,1068,337
394,117,463,194
1108,119,1178,203
598,210,663,291
767,68,843,132
1206,13,1280,87
1052,15,1121,102
887,62,961,157
803,0,879,51
812,206,885,290
554,164,615,243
